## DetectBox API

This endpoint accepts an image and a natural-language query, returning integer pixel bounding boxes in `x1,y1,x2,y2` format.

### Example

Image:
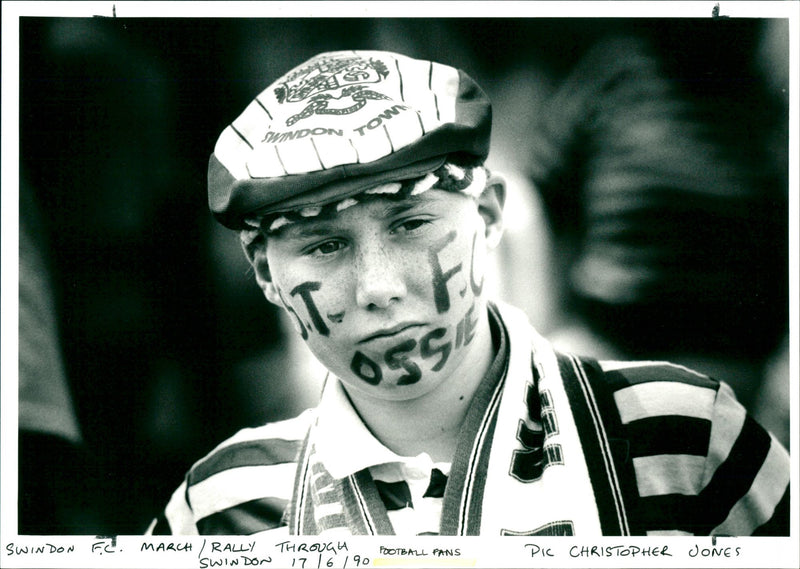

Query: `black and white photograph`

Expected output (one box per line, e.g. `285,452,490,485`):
2,2,797,568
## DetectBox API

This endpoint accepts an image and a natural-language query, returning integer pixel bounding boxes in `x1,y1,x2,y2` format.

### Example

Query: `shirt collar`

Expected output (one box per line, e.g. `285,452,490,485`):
313,378,408,480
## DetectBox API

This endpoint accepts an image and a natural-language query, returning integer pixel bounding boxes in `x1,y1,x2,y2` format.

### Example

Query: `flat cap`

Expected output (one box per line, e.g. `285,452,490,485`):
208,50,492,229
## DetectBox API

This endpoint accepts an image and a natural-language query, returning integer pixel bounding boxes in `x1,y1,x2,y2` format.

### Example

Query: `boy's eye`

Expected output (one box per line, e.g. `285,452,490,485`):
308,240,344,256
394,218,429,233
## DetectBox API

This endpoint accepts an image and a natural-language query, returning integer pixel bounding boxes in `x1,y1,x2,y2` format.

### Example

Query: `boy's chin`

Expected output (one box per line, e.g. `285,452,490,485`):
340,372,445,401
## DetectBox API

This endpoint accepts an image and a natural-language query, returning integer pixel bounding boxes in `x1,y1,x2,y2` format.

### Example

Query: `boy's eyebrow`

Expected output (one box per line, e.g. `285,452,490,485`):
277,222,338,240
270,194,439,238
381,192,447,215
382,199,423,217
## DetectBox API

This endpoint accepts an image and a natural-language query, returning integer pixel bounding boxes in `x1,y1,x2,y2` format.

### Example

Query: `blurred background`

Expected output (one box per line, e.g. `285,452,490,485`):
17,16,790,534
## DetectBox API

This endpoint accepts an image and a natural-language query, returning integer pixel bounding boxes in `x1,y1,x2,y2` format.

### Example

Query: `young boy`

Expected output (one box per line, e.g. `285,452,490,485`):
149,50,789,536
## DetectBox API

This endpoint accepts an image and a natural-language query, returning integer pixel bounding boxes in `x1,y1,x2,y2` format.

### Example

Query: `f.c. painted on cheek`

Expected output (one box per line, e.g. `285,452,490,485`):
428,230,463,314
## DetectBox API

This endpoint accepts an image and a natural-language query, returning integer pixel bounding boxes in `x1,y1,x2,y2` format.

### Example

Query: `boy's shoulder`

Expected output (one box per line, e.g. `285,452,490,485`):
151,410,317,535
594,359,720,390
586,359,724,433
584,359,789,536
590,359,722,409
186,409,315,486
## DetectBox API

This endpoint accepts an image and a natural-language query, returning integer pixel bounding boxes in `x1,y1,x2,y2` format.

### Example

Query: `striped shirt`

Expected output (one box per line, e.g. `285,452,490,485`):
590,359,789,536
148,311,789,536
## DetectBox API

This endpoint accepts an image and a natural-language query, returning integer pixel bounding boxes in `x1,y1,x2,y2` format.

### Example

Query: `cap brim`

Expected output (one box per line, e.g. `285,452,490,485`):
210,154,447,229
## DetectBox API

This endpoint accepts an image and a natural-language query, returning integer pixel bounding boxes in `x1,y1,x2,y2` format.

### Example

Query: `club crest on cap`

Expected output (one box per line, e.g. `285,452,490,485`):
274,54,391,126
208,50,492,229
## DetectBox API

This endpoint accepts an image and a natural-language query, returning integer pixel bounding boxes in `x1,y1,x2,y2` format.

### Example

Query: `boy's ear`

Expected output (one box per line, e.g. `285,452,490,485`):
241,238,282,306
477,173,506,249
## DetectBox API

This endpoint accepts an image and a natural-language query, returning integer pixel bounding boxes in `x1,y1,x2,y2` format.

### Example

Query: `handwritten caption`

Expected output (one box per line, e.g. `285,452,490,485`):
3,537,752,568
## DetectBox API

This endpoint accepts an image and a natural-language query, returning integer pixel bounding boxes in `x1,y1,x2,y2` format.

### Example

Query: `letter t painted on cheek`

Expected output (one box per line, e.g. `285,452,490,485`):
290,281,330,336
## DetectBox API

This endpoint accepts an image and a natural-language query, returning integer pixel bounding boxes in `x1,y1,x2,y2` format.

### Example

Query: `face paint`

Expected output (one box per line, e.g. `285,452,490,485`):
351,351,382,385
263,189,494,400
276,286,309,340
327,311,345,324
348,299,477,387
427,230,463,314
454,302,477,349
384,339,422,385
290,281,330,336
469,230,485,296
419,327,451,372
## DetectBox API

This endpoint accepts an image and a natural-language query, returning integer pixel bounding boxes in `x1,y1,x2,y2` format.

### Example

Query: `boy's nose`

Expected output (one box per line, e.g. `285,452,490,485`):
354,242,407,310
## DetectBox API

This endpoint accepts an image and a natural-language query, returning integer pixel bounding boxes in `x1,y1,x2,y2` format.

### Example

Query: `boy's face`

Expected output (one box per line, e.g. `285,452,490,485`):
253,185,503,401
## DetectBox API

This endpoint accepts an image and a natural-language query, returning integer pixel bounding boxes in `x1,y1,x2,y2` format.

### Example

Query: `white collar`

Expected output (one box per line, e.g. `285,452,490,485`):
313,377,421,480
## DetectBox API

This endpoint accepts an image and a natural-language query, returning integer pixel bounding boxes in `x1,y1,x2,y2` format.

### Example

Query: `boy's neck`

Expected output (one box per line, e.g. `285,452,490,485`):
342,306,497,464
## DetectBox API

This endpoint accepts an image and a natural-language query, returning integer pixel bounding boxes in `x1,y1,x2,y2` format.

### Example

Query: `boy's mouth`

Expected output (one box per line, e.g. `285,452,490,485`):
358,322,425,344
